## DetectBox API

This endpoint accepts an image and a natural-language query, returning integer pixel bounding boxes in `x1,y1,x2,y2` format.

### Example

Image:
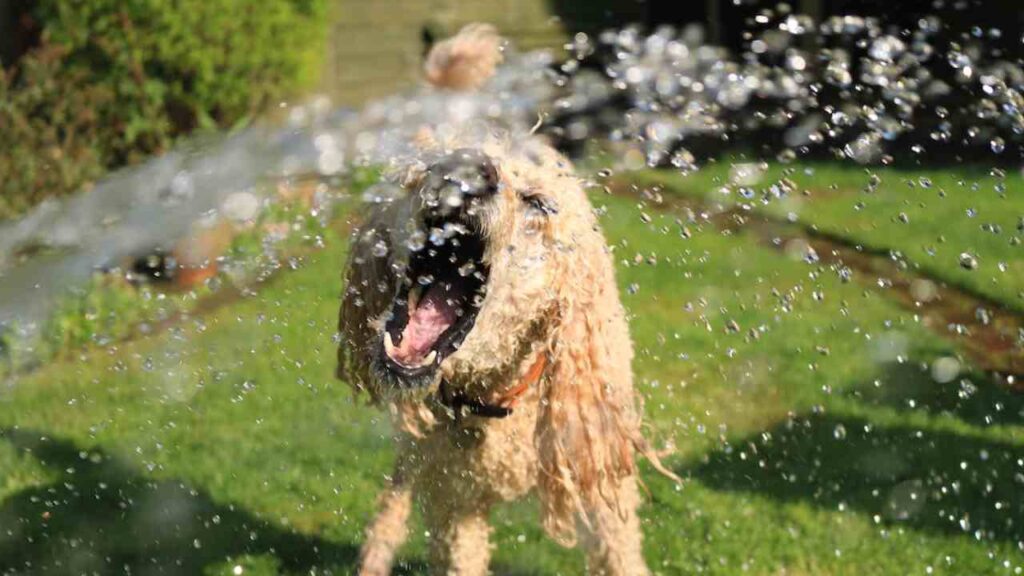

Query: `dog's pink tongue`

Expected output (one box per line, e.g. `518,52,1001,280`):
392,287,458,364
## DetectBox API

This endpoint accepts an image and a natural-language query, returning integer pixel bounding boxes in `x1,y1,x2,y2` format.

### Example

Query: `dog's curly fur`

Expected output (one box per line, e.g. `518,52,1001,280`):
423,23,503,91
336,25,672,576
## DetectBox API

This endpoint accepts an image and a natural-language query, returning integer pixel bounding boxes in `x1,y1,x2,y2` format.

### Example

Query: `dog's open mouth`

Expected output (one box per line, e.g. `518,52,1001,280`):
379,228,489,385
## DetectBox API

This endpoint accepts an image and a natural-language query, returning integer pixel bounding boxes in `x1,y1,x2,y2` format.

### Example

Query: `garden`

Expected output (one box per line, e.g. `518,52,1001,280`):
0,1,1021,574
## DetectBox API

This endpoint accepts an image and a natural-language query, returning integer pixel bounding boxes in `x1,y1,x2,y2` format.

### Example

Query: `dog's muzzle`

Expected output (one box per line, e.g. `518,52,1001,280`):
418,148,499,221
372,148,497,392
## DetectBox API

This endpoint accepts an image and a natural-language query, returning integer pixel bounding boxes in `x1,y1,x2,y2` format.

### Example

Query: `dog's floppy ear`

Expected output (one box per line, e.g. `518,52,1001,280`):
337,199,440,436
337,206,401,402
534,227,642,546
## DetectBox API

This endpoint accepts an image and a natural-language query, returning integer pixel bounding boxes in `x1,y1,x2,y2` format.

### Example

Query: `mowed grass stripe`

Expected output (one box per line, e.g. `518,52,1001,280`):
629,162,1024,313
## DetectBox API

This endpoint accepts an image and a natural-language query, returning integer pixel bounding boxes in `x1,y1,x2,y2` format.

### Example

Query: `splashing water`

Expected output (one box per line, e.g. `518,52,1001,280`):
1,9,1021,335
0,51,554,330
547,13,1024,166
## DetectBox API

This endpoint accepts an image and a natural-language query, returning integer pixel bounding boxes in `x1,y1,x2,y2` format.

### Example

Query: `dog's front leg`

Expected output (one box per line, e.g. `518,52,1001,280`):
422,495,494,576
578,475,650,576
358,468,413,576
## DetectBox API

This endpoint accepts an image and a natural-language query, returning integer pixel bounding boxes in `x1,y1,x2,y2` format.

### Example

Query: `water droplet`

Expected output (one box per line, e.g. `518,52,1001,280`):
930,357,960,383
406,230,426,252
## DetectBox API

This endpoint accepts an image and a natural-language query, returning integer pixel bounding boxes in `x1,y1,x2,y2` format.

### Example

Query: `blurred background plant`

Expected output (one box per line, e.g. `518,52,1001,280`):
0,0,328,220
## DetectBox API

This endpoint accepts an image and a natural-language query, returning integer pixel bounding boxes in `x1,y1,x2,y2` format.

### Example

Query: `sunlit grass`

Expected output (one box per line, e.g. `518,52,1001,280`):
628,161,1024,313
0,188,1021,574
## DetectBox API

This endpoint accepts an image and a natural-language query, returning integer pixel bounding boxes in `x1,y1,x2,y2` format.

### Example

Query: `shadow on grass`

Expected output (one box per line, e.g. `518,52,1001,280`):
0,426,548,575
846,362,1024,427
0,427,379,575
681,364,1024,543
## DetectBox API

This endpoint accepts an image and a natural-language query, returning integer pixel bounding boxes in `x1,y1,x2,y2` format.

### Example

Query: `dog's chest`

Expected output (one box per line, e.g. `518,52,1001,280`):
421,391,541,502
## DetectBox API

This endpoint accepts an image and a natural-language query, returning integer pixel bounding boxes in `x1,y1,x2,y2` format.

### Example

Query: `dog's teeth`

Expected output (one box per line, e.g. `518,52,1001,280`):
421,350,437,366
384,333,397,357
408,287,422,313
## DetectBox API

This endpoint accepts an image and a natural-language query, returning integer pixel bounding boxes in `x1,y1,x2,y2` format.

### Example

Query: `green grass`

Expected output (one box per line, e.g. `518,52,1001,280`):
628,160,1024,312
0,177,366,381
0,188,1022,574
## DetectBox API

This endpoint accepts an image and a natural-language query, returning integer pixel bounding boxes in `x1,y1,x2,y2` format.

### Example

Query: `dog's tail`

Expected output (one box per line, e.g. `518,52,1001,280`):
423,23,503,91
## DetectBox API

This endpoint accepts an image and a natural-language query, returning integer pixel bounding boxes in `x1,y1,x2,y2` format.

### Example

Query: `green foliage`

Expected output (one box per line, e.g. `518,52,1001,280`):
32,0,328,157
0,45,112,218
0,0,328,220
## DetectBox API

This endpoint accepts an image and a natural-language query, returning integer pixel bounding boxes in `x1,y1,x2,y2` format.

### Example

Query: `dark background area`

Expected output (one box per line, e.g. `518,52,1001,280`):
579,0,1023,57
5,1,1023,67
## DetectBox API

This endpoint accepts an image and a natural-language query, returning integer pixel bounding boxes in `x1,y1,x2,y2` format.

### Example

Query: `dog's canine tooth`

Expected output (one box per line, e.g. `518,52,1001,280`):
384,332,397,357
421,350,437,366
408,286,422,313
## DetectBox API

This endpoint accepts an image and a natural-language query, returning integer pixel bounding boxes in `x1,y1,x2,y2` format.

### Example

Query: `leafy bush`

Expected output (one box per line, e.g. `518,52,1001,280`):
0,0,328,219
0,45,112,218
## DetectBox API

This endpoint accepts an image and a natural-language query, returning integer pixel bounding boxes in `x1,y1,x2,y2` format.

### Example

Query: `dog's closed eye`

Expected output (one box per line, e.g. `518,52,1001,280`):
520,193,558,217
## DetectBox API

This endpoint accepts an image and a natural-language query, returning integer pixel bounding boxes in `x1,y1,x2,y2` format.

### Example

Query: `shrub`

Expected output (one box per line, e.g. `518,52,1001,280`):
0,44,112,218
0,0,328,219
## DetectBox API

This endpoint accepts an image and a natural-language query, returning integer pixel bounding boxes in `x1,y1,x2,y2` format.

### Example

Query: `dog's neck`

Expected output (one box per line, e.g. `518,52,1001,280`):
437,351,547,420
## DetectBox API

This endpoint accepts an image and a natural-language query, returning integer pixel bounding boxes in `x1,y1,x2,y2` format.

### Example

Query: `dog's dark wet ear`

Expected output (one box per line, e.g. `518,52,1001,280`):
534,233,640,546
337,220,397,403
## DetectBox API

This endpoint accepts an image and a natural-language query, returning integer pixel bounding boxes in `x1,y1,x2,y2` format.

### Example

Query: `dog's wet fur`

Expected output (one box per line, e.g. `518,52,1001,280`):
336,24,673,576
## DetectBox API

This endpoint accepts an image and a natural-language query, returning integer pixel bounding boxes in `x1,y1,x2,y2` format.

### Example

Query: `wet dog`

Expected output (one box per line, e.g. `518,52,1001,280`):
337,24,672,575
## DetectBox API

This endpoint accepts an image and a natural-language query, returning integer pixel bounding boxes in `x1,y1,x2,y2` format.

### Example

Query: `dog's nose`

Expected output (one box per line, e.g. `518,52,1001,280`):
419,149,499,216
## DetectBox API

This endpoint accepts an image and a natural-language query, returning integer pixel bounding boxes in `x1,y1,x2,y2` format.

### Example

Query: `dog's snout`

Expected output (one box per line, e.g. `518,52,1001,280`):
420,149,498,216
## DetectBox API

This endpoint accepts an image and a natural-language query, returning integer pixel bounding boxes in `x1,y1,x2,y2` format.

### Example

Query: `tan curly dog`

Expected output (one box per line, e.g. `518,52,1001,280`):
336,24,673,576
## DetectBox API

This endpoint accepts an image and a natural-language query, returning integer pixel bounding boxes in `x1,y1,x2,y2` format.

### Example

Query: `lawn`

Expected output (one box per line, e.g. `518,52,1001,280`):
627,161,1024,313
0,171,1022,575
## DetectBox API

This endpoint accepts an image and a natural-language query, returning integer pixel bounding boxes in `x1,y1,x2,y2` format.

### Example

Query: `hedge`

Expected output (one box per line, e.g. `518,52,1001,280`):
0,0,328,220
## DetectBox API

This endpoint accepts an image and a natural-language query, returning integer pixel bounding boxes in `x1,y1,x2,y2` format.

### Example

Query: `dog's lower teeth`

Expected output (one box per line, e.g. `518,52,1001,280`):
408,286,422,313
384,332,397,357
384,332,436,368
